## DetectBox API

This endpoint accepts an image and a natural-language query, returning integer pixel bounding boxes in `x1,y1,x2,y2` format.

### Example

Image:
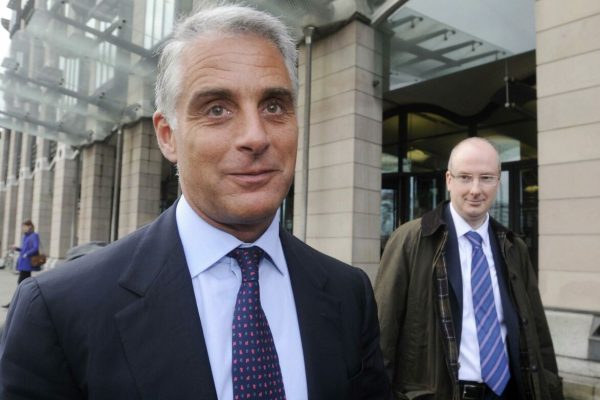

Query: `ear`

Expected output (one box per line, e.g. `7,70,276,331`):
153,111,178,163
445,170,452,188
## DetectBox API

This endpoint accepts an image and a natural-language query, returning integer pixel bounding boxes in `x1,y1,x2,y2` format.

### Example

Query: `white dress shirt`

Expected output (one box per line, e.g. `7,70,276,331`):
176,196,308,399
449,203,508,382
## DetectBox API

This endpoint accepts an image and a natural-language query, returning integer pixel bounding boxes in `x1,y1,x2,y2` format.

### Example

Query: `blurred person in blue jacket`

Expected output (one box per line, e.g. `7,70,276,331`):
2,220,39,308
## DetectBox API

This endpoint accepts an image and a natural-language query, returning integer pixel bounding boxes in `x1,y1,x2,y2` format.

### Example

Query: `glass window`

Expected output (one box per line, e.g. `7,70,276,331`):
384,0,535,91
380,188,397,249
144,0,175,49
85,19,117,89
479,119,537,162
489,170,509,227
58,56,79,106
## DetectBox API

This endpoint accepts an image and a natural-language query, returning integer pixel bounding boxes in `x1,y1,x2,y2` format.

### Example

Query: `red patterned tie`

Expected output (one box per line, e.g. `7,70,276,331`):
228,246,286,400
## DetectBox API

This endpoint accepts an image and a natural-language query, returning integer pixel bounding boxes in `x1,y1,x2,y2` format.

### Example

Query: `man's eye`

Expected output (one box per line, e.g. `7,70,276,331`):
265,101,283,114
208,105,227,117
458,175,472,182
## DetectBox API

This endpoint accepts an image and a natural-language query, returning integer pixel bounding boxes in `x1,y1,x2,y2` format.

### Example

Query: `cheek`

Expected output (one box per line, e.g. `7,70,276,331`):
279,133,298,160
179,131,226,164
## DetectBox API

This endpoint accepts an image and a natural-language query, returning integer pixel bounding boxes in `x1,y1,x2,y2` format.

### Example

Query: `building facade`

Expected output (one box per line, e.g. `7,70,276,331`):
0,0,598,397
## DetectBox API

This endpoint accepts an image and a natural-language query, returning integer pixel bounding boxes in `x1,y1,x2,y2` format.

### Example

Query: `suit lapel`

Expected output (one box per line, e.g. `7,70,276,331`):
280,230,345,399
443,205,464,344
115,204,217,400
488,226,523,394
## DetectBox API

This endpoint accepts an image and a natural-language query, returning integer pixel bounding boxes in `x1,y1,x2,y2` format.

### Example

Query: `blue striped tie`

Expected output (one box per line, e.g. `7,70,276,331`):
465,231,510,396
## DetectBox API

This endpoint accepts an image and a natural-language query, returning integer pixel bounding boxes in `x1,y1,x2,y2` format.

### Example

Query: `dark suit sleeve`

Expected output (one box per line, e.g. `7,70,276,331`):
355,269,392,400
0,278,83,399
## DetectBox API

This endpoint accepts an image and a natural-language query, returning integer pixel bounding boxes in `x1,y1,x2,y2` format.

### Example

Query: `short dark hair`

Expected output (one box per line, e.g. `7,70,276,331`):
23,220,34,230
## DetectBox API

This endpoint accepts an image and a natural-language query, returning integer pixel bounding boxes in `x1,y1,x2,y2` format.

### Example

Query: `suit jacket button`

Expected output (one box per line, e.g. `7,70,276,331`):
531,363,538,372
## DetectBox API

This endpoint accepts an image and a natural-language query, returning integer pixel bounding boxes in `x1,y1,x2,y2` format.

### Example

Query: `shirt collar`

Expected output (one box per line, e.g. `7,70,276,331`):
449,202,490,244
175,195,287,279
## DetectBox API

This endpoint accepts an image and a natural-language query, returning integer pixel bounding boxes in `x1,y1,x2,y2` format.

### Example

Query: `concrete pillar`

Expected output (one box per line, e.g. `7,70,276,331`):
31,137,54,254
118,119,162,238
14,134,35,244
294,20,383,280
78,143,115,243
2,132,21,254
0,130,11,252
535,1,600,395
49,144,78,259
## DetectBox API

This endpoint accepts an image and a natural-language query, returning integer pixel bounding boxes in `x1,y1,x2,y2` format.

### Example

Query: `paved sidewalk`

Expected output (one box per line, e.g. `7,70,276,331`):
0,266,19,327
0,267,44,327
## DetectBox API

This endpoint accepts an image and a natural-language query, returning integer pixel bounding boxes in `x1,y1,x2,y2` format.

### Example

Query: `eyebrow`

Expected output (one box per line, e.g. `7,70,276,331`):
188,88,235,107
263,87,294,102
187,87,294,107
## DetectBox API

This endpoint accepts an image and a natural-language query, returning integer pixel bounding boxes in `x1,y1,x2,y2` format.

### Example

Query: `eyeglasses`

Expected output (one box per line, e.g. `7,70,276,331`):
449,173,499,186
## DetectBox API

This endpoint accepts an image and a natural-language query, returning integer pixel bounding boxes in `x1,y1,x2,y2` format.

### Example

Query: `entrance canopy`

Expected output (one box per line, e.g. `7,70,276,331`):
0,0,534,146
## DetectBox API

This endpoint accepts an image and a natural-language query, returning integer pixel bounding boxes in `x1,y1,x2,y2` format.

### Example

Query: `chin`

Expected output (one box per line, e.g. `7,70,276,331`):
228,200,281,223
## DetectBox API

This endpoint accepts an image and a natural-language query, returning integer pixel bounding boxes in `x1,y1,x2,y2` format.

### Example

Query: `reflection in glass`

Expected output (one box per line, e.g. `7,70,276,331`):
380,188,397,251
490,170,509,227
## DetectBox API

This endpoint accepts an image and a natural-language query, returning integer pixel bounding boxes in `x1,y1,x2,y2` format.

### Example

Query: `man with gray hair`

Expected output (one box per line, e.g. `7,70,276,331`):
0,4,390,399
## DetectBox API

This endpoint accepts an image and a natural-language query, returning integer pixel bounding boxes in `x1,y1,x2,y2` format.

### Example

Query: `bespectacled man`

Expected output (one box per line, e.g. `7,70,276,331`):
375,137,563,400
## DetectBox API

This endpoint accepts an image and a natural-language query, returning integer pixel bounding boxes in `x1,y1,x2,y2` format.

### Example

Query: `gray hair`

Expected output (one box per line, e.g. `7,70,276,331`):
447,137,501,172
155,3,298,128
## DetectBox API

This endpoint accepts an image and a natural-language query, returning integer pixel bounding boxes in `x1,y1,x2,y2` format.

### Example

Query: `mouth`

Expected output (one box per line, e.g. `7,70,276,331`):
466,199,484,206
228,169,278,186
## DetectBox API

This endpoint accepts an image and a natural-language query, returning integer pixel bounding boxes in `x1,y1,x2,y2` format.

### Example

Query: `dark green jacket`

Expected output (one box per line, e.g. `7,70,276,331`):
374,202,563,400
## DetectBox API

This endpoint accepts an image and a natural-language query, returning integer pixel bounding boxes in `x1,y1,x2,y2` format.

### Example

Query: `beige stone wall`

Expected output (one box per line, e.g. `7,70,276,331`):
294,21,383,279
118,120,162,238
2,132,20,254
0,131,10,253
536,1,600,312
49,144,78,258
31,137,53,252
14,134,34,244
78,143,115,243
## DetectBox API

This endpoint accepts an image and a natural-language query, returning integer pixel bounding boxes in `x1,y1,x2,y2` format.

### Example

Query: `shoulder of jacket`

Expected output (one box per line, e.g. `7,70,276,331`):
386,218,426,247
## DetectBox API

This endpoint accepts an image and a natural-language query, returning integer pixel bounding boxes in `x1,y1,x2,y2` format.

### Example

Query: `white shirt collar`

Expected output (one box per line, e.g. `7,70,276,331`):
175,195,287,279
449,202,490,244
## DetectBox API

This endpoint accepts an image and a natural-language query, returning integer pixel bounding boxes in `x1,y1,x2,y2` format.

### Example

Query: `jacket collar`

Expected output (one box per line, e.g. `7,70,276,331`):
421,201,450,237
116,200,218,399
115,203,346,399
279,230,348,399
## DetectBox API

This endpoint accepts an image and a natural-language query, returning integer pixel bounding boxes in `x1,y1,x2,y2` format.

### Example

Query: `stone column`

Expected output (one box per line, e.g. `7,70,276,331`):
536,1,600,395
2,132,21,254
14,134,35,244
118,119,162,238
293,20,383,280
78,143,115,243
49,144,78,259
31,137,54,254
0,130,11,253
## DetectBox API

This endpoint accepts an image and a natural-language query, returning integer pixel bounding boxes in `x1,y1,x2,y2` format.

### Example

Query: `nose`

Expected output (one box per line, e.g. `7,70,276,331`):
468,179,483,194
236,108,269,155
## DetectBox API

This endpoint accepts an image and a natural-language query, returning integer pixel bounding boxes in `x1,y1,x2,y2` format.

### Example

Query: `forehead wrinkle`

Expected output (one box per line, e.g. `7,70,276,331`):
183,34,285,67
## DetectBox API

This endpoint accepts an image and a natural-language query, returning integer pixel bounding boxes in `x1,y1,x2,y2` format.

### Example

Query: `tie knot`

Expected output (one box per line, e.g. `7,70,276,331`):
465,231,483,248
228,246,264,282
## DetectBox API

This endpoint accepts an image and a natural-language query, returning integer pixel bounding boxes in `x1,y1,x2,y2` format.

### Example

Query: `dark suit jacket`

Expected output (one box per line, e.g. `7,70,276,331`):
0,203,390,399
443,206,524,397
